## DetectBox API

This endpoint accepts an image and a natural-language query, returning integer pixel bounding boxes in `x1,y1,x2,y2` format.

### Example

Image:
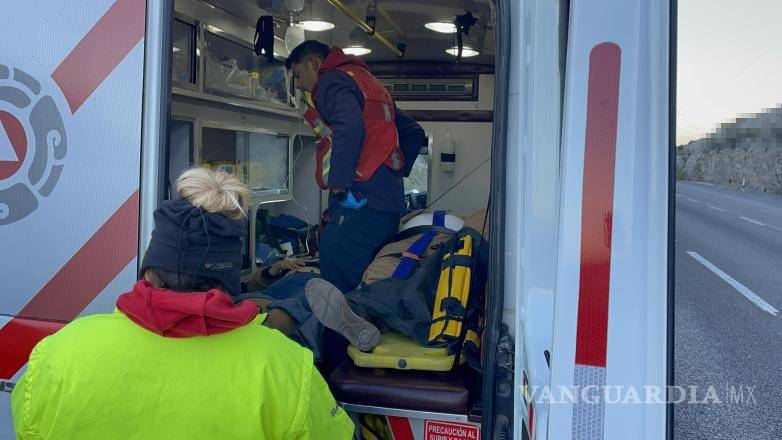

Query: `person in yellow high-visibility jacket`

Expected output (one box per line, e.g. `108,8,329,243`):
11,168,354,440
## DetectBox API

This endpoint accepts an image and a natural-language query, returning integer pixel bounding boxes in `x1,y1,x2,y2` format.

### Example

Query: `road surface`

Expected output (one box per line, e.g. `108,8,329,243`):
675,181,782,439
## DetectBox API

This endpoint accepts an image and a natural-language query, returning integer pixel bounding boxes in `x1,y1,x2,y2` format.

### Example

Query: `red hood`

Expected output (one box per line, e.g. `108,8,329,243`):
319,46,371,74
116,280,258,338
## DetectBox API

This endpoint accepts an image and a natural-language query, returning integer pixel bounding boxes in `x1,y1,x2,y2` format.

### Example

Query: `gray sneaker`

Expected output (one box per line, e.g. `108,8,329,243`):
305,278,380,352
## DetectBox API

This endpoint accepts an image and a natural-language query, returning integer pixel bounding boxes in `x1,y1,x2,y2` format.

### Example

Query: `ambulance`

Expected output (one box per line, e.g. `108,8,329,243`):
0,0,674,439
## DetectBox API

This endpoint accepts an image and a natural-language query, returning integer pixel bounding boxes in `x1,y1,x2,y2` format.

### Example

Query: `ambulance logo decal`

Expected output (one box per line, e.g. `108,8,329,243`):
0,66,67,225
0,0,146,381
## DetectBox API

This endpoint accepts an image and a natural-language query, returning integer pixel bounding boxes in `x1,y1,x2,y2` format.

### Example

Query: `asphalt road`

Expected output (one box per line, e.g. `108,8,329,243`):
674,181,782,439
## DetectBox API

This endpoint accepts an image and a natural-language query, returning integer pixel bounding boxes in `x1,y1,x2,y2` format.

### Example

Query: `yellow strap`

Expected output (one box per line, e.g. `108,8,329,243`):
322,148,331,177
429,235,474,343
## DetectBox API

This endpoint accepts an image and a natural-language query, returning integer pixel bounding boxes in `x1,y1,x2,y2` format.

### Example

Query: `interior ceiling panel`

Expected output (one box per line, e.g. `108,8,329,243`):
201,0,495,64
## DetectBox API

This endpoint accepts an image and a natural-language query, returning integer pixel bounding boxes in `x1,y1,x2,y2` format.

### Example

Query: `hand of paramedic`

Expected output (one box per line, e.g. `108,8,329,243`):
334,189,367,210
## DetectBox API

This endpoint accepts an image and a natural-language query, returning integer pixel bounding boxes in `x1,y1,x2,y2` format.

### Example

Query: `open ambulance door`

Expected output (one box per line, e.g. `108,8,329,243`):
548,0,674,439
499,0,675,439
0,1,169,436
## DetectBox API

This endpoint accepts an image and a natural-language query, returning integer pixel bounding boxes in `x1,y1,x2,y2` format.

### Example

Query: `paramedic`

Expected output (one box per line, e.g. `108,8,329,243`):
286,40,426,293
11,168,354,440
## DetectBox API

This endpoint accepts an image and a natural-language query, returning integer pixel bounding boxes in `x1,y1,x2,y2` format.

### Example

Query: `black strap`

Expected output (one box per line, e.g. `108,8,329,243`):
254,16,275,62
430,314,464,325
442,254,473,269
440,296,466,315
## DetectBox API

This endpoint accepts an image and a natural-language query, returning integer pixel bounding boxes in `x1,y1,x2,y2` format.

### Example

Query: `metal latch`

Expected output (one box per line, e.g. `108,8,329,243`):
0,381,15,393
496,325,514,373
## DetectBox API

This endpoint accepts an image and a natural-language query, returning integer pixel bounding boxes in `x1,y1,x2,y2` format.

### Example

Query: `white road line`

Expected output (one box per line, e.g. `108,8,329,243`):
739,216,765,226
687,251,779,316
767,225,782,234
683,181,715,187
675,194,684,198
708,205,727,213
686,198,701,204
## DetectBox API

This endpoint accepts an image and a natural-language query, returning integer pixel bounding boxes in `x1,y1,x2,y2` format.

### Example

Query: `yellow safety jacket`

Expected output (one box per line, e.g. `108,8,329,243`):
11,311,354,440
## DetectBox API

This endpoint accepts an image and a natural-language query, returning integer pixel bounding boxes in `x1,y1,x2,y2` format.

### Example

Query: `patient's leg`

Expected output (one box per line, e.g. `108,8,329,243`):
243,297,298,336
304,278,380,352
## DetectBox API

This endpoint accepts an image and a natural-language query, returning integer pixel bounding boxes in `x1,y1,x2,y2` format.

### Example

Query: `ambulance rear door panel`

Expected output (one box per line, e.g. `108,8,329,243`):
548,0,671,439
1,0,148,435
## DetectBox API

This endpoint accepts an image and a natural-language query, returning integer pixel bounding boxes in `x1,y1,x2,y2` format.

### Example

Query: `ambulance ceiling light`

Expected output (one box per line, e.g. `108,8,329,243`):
300,20,335,32
424,21,457,33
343,46,372,56
446,46,479,57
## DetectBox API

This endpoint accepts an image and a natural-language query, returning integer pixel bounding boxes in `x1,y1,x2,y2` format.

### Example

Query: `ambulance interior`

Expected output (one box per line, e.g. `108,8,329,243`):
164,0,500,434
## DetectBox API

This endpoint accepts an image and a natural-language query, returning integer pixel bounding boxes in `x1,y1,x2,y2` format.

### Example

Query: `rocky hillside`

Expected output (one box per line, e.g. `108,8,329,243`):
677,107,782,194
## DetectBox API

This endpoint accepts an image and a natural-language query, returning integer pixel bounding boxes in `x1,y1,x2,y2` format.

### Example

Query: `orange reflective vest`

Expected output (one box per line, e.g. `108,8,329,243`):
304,53,403,190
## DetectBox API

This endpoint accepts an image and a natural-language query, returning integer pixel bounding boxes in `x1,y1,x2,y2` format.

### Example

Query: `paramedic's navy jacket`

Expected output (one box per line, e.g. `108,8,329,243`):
314,70,425,214
313,53,425,294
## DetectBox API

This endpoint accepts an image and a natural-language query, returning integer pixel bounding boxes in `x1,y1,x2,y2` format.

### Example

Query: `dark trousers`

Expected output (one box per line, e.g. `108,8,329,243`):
319,205,400,293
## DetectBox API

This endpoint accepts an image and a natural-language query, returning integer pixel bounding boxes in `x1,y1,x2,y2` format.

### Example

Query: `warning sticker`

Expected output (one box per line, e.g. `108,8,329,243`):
424,420,480,440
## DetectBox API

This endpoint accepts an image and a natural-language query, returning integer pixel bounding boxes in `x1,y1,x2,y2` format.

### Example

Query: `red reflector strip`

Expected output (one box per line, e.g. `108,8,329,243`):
0,318,65,380
387,416,415,440
529,402,535,439
51,0,146,113
0,190,139,379
574,42,621,368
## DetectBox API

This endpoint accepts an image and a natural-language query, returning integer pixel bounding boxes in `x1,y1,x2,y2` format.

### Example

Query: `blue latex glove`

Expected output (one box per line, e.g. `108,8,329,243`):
337,190,368,210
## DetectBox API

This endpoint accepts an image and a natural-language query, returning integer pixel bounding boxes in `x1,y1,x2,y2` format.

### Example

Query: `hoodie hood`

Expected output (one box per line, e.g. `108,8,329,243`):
140,198,246,296
319,46,371,74
116,280,258,338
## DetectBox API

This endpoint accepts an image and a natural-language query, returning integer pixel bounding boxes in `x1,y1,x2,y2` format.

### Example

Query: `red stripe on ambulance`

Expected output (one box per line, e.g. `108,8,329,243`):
388,416,416,440
0,190,139,379
574,42,621,368
528,403,535,439
570,42,621,440
52,0,146,113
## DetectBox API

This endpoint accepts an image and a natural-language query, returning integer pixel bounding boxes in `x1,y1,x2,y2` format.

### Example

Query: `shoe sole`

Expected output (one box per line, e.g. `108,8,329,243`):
305,278,380,352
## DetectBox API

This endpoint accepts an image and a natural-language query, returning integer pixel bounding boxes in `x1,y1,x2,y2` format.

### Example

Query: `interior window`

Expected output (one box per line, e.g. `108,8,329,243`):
167,119,194,198
201,126,290,196
171,19,196,85
403,136,430,211
204,31,255,99
201,126,246,176
247,132,289,192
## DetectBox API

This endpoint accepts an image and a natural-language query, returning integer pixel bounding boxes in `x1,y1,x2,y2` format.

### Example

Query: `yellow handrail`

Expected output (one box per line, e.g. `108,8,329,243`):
325,0,404,57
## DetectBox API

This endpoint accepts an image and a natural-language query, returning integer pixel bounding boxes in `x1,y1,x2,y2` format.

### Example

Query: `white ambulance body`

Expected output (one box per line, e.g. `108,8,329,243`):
0,0,673,439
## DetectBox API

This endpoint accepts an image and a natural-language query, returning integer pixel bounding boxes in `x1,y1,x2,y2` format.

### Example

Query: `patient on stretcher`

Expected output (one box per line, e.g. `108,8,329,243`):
236,209,488,368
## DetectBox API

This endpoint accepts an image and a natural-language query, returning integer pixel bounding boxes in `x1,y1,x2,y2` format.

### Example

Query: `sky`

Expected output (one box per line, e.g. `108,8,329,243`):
677,0,782,145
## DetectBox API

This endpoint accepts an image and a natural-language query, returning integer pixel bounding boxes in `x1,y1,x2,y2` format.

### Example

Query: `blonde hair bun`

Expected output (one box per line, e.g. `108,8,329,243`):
175,167,249,220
